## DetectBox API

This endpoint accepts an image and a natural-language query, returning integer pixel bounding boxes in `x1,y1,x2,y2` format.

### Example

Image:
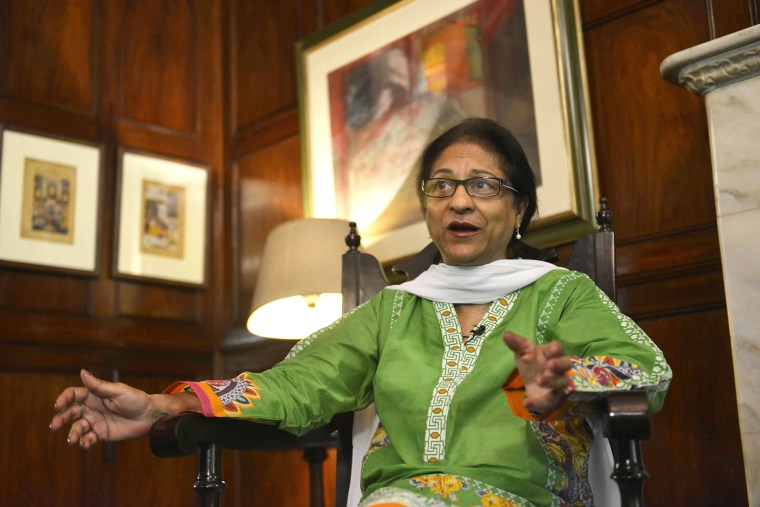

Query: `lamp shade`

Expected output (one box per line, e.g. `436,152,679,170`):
246,218,350,339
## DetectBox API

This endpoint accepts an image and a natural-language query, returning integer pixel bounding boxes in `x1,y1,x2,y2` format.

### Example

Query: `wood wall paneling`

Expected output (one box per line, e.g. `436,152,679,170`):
222,448,337,507
0,341,210,380
1,0,217,502
707,0,760,38
320,0,383,27
0,312,211,352
1,372,90,506
109,375,199,507
0,345,209,506
583,0,716,241
0,0,95,114
581,0,751,504
617,266,726,319
0,271,90,314
116,282,203,322
639,310,748,506
233,0,303,132
119,0,199,135
615,224,722,281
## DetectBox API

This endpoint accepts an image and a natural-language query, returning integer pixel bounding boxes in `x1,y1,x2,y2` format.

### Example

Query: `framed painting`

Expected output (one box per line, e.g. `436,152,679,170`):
114,151,209,287
0,127,102,274
297,0,597,262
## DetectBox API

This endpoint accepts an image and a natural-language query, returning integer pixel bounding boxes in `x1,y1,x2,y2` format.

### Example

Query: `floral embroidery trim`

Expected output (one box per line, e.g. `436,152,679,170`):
424,293,517,463
530,418,593,507
164,376,262,417
410,474,469,502
360,487,449,507
566,355,640,392
360,478,534,507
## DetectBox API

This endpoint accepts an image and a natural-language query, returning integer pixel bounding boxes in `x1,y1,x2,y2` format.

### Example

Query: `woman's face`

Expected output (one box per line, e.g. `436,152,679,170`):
423,142,524,266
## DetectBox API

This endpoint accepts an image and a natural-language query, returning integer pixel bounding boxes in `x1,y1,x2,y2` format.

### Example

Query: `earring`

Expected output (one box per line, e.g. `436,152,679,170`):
515,228,522,240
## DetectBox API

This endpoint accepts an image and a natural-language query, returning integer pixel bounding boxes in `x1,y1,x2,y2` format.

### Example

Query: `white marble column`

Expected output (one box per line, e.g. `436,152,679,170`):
662,26,760,506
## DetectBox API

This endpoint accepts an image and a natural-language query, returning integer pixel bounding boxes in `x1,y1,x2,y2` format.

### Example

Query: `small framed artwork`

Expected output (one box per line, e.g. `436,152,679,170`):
115,151,209,287
0,127,102,274
297,0,597,262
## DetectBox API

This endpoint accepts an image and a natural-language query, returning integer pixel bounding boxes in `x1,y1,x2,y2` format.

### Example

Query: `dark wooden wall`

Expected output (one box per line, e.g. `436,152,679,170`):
581,1,754,504
0,0,221,505
0,0,756,505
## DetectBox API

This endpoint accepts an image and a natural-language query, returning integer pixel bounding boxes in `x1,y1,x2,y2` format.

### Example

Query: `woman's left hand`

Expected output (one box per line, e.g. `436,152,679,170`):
503,331,572,416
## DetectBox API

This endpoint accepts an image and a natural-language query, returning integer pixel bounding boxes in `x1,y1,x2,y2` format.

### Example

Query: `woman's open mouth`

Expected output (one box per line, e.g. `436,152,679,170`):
447,221,480,237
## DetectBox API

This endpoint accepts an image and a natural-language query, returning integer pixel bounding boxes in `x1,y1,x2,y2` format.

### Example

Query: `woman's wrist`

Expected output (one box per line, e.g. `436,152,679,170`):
149,392,201,422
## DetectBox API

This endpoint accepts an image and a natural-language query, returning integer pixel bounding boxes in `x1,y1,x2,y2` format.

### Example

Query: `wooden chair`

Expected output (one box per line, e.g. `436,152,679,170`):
149,198,650,507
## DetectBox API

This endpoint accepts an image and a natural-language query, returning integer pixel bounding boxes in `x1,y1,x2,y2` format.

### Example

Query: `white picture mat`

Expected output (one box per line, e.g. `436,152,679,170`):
302,0,574,261
0,130,101,272
117,152,208,285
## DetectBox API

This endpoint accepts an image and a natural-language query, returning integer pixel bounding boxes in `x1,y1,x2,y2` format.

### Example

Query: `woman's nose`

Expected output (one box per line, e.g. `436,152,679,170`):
449,183,474,211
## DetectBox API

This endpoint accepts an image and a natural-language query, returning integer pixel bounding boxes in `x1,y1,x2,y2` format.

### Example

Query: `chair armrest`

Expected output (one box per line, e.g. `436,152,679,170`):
600,390,650,440
149,413,338,458
595,390,650,507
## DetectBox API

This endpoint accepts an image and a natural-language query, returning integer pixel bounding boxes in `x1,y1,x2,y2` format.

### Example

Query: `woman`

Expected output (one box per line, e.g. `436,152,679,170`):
51,118,671,507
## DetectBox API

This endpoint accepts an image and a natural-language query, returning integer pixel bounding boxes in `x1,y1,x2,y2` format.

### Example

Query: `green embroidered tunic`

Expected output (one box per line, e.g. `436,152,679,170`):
168,270,671,507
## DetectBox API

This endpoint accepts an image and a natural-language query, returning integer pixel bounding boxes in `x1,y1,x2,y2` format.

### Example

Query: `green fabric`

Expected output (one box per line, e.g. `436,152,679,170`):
219,271,671,506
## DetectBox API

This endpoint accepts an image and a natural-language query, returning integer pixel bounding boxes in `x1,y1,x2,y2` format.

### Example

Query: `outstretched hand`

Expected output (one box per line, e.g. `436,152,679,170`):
50,369,159,449
503,331,572,416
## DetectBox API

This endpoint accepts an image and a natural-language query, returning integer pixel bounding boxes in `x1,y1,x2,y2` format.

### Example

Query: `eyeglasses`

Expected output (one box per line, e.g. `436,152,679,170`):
421,177,518,198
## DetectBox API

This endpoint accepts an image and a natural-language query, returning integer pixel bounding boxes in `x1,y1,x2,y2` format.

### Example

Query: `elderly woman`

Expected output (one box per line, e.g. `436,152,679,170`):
51,118,671,507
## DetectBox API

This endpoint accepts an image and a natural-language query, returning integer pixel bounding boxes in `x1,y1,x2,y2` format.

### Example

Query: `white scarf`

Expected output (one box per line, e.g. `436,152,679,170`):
389,259,562,304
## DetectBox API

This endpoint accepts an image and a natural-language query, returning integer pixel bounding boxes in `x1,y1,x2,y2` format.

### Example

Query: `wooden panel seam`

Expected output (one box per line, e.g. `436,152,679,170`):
233,108,301,158
581,0,664,30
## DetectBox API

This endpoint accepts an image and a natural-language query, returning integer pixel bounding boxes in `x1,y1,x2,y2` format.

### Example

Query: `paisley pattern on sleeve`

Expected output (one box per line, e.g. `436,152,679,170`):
565,355,641,392
164,374,262,417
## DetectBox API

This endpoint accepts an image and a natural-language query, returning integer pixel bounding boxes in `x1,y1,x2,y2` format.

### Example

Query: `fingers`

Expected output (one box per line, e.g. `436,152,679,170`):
538,357,571,391
538,373,569,392
541,341,564,360
68,415,100,449
502,331,533,355
51,388,89,432
50,400,95,448
547,356,571,374
51,370,101,435
80,369,121,398
53,385,87,413
503,332,565,360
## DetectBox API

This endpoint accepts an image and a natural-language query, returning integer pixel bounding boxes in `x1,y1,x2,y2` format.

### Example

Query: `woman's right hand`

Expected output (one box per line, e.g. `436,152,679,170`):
50,369,175,449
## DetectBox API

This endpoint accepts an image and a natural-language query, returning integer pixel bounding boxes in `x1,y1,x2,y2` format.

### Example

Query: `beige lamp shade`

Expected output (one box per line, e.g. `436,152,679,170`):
246,218,350,339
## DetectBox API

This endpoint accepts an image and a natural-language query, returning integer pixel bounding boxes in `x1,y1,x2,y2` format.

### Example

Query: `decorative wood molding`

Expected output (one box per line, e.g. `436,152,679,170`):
233,108,300,158
0,340,211,377
615,223,721,284
617,267,726,321
661,24,760,95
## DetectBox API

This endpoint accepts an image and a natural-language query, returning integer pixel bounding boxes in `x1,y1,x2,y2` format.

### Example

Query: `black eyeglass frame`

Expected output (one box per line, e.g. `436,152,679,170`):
421,177,519,198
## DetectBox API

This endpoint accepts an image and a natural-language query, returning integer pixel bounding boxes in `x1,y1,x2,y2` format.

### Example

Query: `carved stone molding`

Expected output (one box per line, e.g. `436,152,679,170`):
679,46,760,95
661,25,760,96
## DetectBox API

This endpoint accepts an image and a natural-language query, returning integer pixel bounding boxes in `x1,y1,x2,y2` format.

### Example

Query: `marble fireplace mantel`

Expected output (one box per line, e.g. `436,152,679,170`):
662,24,760,506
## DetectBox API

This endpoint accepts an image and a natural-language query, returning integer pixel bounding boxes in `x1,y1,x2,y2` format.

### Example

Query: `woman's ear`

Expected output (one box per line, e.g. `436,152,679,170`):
514,198,528,227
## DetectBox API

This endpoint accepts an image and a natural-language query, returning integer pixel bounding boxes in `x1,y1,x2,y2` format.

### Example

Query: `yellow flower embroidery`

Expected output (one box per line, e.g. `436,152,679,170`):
480,493,512,507
412,474,463,499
